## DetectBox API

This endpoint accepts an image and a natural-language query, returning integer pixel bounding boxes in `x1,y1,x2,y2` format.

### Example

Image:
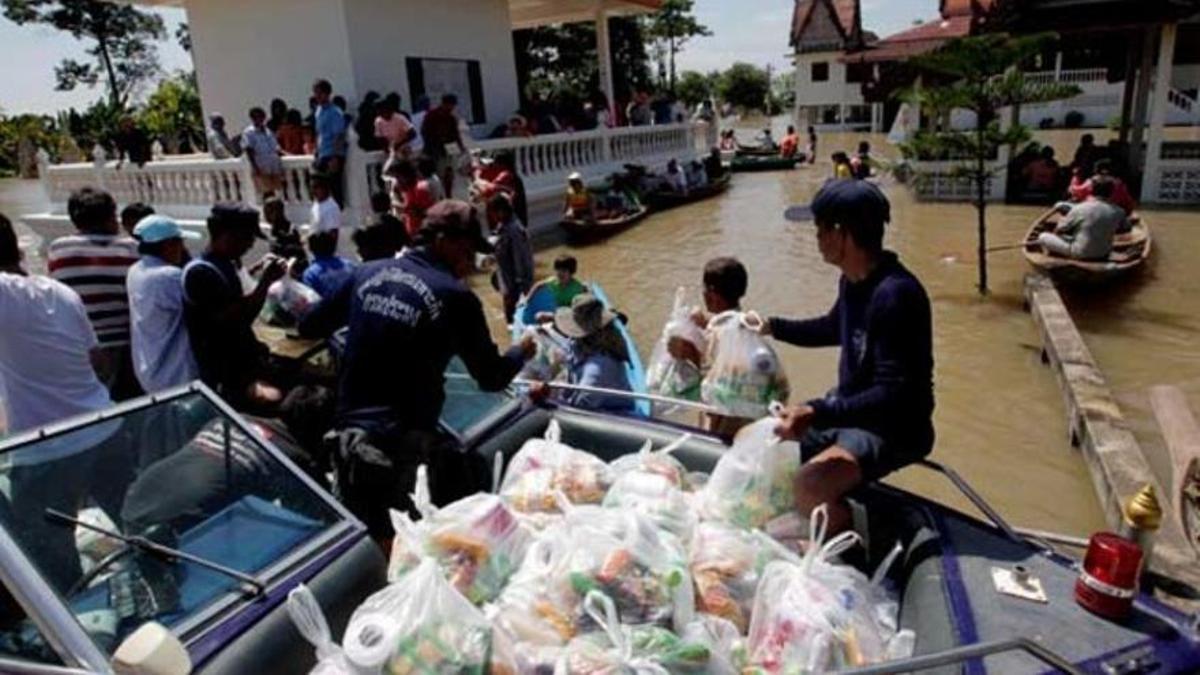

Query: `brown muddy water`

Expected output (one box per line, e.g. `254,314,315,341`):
5,128,1199,536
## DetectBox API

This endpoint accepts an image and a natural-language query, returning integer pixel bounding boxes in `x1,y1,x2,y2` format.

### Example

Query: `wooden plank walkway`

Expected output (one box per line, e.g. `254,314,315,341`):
1024,273,1200,597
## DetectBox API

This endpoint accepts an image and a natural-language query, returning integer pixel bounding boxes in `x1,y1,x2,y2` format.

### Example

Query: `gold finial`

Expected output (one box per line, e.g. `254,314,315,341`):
1123,483,1163,531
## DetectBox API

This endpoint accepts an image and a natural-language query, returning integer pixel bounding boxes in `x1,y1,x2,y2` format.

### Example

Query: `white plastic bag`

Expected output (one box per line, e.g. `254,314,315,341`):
387,467,532,604
744,505,913,673
499,421,613,512
697,415,799,529
689,521,799,633
287,584,352,675
608,435,693,490
518,326,569,382
603,462,697,540
342,558,501,674
262,277,322,327
560,591,710,674
679,615,747,675
646,288,706,403
701,311,790,418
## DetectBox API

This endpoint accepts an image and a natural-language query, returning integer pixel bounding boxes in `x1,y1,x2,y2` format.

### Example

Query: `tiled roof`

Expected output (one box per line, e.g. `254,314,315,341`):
840,15,973,63
791,0,861,47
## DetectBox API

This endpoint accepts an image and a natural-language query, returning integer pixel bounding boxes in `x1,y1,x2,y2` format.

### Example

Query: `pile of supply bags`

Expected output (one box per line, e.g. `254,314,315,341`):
290,417,915,674
646,288,790,419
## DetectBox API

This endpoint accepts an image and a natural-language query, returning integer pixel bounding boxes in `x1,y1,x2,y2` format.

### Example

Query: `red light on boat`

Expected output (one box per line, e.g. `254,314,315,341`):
1075,532,1143,620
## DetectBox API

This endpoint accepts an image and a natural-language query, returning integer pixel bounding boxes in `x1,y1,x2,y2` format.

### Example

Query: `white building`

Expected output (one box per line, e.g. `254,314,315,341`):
789,0,880,131
26,0,719,241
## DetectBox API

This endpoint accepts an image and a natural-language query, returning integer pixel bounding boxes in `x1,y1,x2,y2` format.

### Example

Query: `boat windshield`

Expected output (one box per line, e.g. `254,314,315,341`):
440,357,520,441
0,392,345,664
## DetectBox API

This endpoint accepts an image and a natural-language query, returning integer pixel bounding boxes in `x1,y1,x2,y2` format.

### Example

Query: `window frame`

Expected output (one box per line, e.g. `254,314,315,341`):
811,61,830,82
0,383,366,669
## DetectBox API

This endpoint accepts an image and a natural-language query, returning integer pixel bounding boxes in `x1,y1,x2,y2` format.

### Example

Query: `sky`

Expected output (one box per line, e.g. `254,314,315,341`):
675,0,941,75
0,1,939,115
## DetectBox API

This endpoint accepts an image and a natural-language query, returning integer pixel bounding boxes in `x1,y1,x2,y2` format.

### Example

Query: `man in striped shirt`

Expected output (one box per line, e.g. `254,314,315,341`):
48,187,142,400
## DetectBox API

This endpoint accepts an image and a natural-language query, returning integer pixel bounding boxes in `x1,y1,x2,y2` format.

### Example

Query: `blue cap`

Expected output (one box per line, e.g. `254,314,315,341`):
785,178,890,228
133,214,201,243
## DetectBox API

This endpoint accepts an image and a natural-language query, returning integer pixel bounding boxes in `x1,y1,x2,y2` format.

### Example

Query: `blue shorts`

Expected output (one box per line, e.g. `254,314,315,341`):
799,426,933,483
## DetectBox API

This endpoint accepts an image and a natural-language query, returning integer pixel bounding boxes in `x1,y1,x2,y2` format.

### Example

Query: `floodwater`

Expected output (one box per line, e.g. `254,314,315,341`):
470,127,1200,537
5,127,1199,536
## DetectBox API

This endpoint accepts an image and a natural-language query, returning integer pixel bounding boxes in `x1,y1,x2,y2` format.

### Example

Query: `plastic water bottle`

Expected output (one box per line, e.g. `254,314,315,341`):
751,346,777,375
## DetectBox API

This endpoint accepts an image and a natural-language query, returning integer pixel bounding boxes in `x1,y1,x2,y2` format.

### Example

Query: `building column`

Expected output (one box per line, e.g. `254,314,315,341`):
1118,31,1140,144
1053,50,1063,81
595,9,615,121
1142,22,1177,203
1129,27,1158,173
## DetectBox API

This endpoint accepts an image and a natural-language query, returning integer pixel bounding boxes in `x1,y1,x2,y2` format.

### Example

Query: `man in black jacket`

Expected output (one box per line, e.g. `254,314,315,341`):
769,180,935,534
301,200,533,542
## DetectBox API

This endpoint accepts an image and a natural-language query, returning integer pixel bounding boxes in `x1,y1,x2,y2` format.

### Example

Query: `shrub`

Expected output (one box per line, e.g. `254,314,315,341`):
1064,110,1085,128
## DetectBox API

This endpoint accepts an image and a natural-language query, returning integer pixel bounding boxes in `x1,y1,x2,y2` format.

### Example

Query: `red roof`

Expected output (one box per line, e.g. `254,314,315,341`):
841,15,973,63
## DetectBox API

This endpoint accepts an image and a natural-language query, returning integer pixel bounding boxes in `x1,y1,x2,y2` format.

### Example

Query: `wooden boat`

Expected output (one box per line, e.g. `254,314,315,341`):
734,143,780,157
511,282,650,417
731,155,801,173
643,172,732,210
559,203,651,243
1023,211,1152,285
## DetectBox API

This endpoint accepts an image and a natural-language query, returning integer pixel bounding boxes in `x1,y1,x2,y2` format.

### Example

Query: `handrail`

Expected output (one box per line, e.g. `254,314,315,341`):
839,637,1083,675
915,459,1044,551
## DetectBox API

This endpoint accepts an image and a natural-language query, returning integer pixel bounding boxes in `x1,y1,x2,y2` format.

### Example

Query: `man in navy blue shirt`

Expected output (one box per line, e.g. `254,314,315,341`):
769,180,934,534
300,200,534,540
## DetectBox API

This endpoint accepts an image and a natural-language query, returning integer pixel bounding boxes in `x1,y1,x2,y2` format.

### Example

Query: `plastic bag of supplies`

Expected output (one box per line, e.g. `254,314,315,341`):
701,311,789,418
646,288,706,403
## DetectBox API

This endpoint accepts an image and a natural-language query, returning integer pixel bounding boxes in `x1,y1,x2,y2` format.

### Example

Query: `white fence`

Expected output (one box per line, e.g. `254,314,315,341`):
910,147,1010,203
34,121,716,235
1151,142,1200,205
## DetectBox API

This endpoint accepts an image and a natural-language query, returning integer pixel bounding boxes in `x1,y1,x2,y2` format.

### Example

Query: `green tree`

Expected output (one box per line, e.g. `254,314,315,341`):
902,33,1079,294
0,113,75,176
716,63,770,112
676,70,712,107
2,0,166,110
139,71,203,154
770,69,796,115
643,0,710,94
513,17,651,107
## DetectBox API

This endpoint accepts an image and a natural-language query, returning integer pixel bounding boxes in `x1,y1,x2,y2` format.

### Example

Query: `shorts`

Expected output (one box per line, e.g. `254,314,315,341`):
430,153,454,176
799,425,933,483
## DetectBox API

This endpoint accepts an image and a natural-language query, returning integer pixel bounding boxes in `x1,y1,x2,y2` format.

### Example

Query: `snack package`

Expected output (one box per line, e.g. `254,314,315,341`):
689,522,800,633
701,311,790,418
744,506,914,673
697,416,800,529
560,591,709,674
341,558,505,675
286,584,352,675
518,326,569,382
490,504,694,648
608,436,693,490
646,288,706,403
261,277,321,327
603,469,696,541
387,467,531,605
499,421,613,513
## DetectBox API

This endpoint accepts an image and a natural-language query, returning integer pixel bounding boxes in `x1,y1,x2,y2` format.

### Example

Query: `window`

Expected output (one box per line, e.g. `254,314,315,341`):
811,62,830,82
406,57,487,125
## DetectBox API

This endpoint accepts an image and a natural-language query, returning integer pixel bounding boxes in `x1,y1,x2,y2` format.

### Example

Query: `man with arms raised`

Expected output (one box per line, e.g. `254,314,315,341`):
768,180,935,534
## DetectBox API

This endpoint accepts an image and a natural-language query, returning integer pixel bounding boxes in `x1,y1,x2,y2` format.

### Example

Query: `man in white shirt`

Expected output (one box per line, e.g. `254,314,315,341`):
1,213,126,591
127,214,202,393
0,213,112,434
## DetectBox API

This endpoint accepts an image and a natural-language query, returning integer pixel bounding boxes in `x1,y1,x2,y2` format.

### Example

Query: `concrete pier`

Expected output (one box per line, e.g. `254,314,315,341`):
1024,273,1200,599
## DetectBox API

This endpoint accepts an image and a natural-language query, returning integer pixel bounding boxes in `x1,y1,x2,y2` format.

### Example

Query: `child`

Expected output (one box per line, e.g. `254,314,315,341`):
529,255,589,323
667,257,757,438
310,172,343,237
563,172,596,223
832,152,853,179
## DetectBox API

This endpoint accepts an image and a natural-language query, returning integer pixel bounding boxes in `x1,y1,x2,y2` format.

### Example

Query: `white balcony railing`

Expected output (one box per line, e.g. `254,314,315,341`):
1024,67,1108,86
36,121,717,232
